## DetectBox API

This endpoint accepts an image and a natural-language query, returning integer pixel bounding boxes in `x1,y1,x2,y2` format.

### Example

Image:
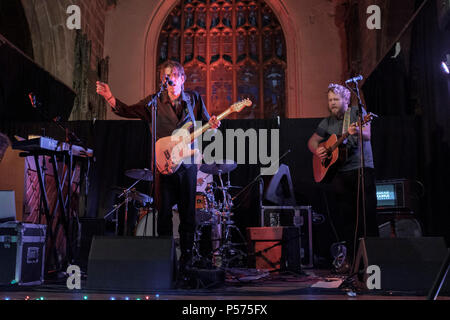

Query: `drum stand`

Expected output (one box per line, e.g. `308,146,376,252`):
192,170,248,268
217,170,248,267
216,212,248,268
104,177,144,236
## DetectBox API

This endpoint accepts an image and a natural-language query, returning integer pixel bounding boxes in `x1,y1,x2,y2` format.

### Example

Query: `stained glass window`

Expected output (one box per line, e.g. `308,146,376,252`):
156,0,286,119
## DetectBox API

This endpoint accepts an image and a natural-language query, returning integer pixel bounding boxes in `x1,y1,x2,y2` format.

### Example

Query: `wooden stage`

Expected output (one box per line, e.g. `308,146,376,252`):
0,269,448,301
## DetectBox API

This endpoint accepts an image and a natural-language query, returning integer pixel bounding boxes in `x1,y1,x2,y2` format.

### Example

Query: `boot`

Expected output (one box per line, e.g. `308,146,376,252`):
176,232,195,288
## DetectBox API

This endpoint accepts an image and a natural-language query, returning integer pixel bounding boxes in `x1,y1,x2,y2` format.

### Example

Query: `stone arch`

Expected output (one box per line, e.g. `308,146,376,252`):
20,0,75,88
143,0,301,118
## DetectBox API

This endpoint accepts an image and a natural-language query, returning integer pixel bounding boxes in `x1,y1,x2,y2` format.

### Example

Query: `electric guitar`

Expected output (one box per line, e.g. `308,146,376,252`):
313,113,375,183
156,99,252,175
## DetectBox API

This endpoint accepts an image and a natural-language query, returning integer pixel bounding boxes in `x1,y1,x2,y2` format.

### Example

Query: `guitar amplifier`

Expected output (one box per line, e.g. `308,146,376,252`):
247,227,302,272
260,206,313,268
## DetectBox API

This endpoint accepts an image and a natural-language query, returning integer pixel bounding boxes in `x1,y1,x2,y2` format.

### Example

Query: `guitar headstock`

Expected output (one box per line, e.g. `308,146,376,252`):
362,112,377,126
230,99,252,113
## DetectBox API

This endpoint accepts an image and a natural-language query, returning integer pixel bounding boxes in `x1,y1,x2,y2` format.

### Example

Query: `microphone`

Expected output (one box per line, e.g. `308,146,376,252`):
164,75,174,86
345,75,363,84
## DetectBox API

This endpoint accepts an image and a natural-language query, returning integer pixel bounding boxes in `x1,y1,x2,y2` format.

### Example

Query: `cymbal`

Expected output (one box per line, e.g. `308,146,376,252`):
199,160,237,175
125,168,153,181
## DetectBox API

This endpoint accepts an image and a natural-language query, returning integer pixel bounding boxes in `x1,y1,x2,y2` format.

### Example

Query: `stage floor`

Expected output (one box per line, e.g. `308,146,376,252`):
0,269,448,301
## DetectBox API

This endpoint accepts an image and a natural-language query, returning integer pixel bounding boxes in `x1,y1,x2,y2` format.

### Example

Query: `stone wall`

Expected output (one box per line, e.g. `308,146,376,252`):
20,0,112,120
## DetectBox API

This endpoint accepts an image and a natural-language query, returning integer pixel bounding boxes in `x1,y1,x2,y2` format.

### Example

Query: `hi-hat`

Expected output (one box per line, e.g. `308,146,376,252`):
125,168,153,181
199,160,237,175
110,186,153,205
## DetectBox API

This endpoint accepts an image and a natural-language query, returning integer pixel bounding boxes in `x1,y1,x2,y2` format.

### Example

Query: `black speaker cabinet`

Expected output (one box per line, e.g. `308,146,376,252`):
87,236,175,291
76,218,105,272
353,237,449,293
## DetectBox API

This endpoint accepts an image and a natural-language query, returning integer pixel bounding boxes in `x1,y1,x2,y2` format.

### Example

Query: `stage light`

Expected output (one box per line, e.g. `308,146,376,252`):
125,297,130,300
442,54,450,74
145,296,150,300
110,297,116,300
5,297,10,300
83,296,88,300
155,294,160,298
442,61,450,74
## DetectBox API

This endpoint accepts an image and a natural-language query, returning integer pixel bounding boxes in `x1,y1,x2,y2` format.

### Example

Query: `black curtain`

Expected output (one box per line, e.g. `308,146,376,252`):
410,0,450,243
362,0,450,243
1,117,426,264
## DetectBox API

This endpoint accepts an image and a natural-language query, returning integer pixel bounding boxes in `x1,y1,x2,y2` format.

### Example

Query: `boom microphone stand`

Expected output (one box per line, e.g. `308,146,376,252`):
345,77,367,265
146,76,170,236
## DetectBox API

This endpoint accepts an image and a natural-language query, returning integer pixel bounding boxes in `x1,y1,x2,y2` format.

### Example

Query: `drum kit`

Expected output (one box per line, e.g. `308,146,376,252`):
192,160,248,269
104,161,248,268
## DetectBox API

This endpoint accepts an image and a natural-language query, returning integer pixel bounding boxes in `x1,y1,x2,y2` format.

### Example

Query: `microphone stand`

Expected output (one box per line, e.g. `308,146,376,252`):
345,79,367,252
146,78,169,236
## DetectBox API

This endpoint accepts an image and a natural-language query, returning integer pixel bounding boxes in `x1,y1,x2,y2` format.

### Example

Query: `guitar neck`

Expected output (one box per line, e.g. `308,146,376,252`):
189,108,232,142
329,116,370,151
329,132,350,152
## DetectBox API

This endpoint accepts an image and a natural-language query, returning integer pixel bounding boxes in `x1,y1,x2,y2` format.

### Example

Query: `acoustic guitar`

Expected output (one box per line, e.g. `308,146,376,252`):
313,113,375,183
156,99,252,175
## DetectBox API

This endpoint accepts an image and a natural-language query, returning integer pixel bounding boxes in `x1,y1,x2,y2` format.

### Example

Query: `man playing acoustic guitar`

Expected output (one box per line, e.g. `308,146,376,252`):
97,60,221,287
308,83,378,273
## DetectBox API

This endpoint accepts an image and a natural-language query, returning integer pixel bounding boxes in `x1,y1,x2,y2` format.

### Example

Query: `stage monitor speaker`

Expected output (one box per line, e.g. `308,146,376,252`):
87,236,175,291
75,218,105,272
353,237,450,293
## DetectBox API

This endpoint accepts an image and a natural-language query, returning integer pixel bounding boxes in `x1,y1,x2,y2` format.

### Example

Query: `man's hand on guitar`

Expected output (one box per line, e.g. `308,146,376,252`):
209,116,221,129
315,146,328,160
348,123,360,136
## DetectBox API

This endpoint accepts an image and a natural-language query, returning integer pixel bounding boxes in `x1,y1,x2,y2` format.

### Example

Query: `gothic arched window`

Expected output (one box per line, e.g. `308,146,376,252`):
156,0,287,119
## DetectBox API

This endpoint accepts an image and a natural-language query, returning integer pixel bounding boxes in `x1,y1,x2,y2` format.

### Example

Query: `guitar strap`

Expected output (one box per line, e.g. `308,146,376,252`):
184,92,197,129
342,108,352,145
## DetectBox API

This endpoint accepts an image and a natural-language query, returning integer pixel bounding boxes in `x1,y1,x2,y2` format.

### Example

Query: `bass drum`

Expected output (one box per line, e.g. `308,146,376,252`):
135,206,180,240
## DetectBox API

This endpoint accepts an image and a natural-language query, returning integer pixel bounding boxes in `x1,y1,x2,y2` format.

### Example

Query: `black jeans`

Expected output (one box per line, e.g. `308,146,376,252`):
331,168,378,262
156,164,197,237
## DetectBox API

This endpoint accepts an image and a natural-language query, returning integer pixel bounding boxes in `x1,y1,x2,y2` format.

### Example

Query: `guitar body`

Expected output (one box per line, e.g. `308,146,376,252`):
156,98,252,175
313,134,340,183
156,122,197,175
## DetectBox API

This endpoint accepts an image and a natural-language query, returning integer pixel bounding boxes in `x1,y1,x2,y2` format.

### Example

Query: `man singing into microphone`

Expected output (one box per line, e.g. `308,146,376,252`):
96,60,220,287
308,83,378,273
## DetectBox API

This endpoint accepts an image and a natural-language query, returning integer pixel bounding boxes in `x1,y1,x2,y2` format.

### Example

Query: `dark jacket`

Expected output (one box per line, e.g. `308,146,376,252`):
113,90,210,140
